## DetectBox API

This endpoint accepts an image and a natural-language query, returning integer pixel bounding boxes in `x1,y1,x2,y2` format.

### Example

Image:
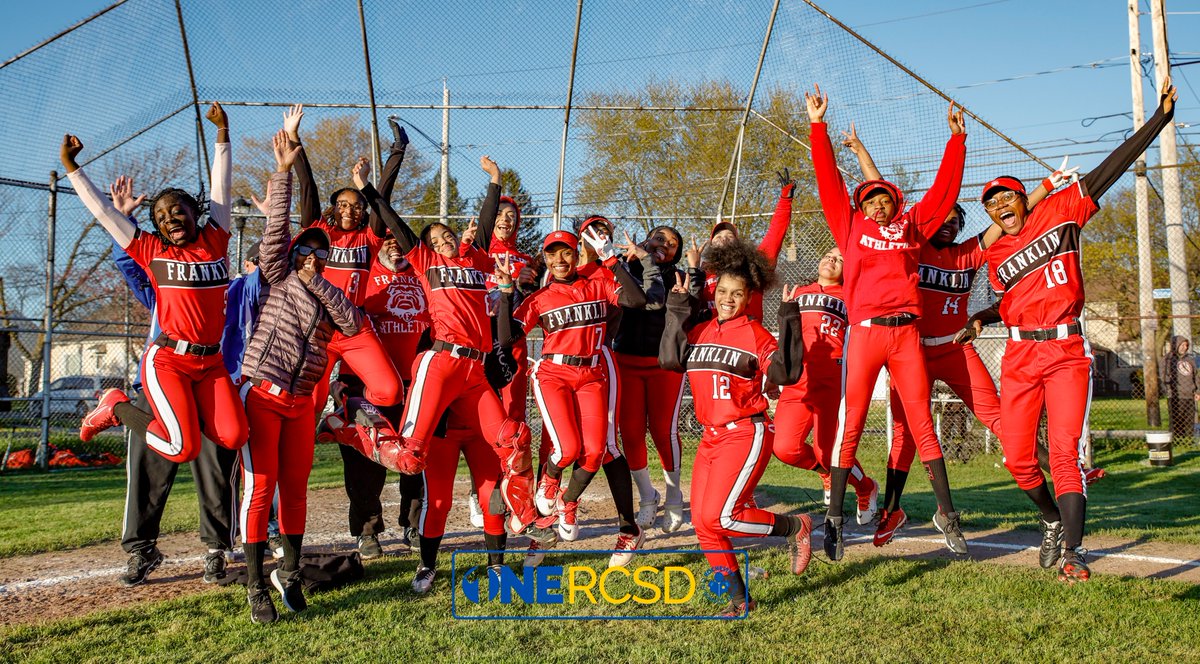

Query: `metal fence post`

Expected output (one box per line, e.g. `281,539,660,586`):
552,0,584,232
38,171,58,470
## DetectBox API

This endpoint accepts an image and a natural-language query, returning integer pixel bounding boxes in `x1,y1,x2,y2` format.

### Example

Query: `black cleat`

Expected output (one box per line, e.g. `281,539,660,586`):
271,568,308,612
121,548,164,587
932,509,968,555
357,534,383,560
1039,520,1064,569
202,550,227,584
823,516,844,561
1058,547,1090,584
247,585,278,624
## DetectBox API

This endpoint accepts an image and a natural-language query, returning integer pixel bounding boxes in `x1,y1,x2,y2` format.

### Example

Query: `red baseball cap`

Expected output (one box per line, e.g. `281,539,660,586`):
980,176,1026,203
578,215,613,235
542,230,578,252
710,220,738,239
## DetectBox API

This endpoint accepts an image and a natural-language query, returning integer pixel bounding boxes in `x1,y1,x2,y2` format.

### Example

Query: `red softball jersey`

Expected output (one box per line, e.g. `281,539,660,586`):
701,190,793,319
916,238,985,338
791,282,847,364
406,243,494,353
484,237,531,290
310,221,385,306
359,257,430,382
985,182,1096,328
514,273,620,357
125,222,231,346
810,122,966,324
684,315,778,428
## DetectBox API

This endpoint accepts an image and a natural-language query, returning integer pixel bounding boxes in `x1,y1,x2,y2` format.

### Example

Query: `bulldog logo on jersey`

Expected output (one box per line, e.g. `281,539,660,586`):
385,284,425,324
878,218,909,242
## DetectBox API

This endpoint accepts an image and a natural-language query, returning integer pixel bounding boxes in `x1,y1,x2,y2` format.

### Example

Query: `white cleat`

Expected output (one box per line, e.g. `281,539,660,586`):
661,502,685,534
856,478,879,526
524,538,556,568
412,566,436,593
558,500,580,542
608,527,646,568
467,492,485,529
535,477,562,518
636,488,661,530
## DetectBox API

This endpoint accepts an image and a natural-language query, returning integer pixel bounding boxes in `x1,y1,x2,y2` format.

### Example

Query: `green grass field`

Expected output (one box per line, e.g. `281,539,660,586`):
1089,397,1170,431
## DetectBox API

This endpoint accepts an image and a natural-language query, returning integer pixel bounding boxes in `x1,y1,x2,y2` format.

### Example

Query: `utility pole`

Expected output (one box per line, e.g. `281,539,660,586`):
1130,0,1161,426
440,80,450,225
1150,0,1190,340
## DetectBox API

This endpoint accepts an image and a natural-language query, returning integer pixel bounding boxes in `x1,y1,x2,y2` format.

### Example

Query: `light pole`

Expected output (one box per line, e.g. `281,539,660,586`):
232,196,251,273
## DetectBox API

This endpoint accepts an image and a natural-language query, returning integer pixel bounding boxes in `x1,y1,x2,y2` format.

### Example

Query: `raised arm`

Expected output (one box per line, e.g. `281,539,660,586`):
106,176,153,309
304,274,364,337
256,131,301,286
1082,81,1177,202
60,135,137,247
806,85,853,246
611,229,663,308
356,159,419,253
610,260,649,309
205,102,232,233
282,104,321,228
476,155,503,249
840,123,882,182
760,170,795,265
909,102,967,237
367,121,410,239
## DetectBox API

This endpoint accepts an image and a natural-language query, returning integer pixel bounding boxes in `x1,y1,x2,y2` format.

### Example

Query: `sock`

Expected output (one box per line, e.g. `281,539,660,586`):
769,514,803,538
1058,492,1086,550
1023,481,1061,523
562,467,597,504
484,532,507,567
662,467,683,506
281,534,304,575
847,462,872,494
544,462,564,482
726,568,748,604
113,402,153,434
923,458,956,514
883,468,909,512
1036,442,1051,474
419,535,442,569
244,541,266,590
630,467,655,502
826,467,851,519
603,457,639,534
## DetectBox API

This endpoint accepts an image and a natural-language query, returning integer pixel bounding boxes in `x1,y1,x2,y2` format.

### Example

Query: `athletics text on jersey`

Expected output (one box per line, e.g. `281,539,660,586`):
360,259,429,381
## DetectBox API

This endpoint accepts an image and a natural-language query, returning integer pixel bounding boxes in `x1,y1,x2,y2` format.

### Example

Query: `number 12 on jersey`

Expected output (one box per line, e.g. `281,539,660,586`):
712,374,731,400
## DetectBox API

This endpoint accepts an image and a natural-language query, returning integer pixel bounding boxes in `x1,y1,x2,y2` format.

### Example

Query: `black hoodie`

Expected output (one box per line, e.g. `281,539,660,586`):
1161,335,1199,399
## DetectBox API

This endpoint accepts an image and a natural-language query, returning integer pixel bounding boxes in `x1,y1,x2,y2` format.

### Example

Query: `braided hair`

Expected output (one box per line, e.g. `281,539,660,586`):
148,188,206,247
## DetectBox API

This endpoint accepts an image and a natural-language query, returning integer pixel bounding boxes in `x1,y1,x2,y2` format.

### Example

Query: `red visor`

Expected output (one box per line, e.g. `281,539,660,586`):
981,176,1027,203
542,230,579,252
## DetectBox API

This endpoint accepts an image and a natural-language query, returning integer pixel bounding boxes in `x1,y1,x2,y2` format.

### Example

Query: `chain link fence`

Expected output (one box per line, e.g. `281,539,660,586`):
0,0,1190,469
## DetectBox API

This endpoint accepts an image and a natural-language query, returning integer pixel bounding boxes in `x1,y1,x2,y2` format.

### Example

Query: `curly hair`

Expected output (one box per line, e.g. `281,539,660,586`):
704,240,776,293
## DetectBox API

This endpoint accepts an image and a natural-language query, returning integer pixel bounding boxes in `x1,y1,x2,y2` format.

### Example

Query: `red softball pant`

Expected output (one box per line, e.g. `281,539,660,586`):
999,336,1092,498
890,342,1002,471
834,324,943,468
312,323,403,416
531,359,618,473
400,350,514,451
239,385,316,543
692,417,776,574
500,337,529,423
615,352,684,473
417,424,505,538
538,347,623,470
141,344,248,463
774,365,841,470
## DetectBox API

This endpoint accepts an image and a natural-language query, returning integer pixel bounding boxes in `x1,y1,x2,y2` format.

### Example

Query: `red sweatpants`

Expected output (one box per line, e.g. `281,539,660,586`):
312,323,403,416
774,367,841,470
538,347,623,470
692,417,776,574
890,342,1002,472
501,338,529,423
834,324,942,468
142,344,248,463
239,385,316,543
400,350,514,451
615,353,684,473
531,359,615,473
417,424,505,538
999,337,1092,498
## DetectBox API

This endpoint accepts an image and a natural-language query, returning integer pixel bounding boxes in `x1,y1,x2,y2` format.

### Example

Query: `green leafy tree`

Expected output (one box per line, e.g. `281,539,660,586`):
414,168,468,225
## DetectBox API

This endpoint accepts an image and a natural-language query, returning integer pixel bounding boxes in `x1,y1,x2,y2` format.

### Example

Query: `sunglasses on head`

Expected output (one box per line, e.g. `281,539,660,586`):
295,245,329,260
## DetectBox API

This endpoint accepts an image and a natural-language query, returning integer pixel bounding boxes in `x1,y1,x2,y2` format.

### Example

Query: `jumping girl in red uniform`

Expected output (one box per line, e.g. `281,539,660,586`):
772,246,879,523
499,228,658,567
238,132,364,623
661,241,810,617
979,81,1176,582
806,85,968,560
71,103,248,464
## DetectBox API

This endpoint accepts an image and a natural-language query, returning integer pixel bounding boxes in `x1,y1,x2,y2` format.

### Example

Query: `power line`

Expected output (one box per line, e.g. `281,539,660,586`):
852,0,1018,29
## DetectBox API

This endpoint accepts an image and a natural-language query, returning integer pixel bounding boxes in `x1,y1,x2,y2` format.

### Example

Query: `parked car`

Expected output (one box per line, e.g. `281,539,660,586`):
27,376,126,417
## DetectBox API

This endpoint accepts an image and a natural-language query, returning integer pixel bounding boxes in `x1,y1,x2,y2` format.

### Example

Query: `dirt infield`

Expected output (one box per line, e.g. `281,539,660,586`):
2,475,1197,627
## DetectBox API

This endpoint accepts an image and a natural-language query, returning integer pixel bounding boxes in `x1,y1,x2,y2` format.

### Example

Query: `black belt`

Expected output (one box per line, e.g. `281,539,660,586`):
546,353,599,367
1012,322,1082,342
866,313,917,327
154,334,221,357
432,340,486,362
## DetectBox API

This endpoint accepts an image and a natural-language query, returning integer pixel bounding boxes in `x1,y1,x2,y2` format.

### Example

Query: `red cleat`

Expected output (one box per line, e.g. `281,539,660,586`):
873,508,908,547
80,388,130,442
789,514,813,575
1083,467,1106,485
719,598,757,618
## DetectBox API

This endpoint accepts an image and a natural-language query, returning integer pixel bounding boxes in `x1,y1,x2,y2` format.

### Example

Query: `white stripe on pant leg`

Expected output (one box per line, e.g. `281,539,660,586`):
121,426,135,545
143,345,185,458
1077,338,1095,500
531,362,564,466
400,351,436,438
832,328,852,465
238,443,255,544
719,422,773,536
227,453,241,550
668,376,685,470
601,346,621,459
417,469,430,536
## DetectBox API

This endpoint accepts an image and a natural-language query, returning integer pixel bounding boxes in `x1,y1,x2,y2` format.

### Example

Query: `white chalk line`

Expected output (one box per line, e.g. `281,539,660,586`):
844,532,1200,568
